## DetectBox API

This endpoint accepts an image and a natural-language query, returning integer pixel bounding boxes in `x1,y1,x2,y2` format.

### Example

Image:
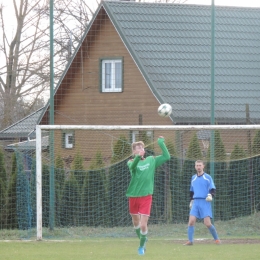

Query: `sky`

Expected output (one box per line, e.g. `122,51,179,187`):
1,0,260,9
1,1,260,19
0,0,259,103
1,0,259,47
82,0,260,10
185,0,260,7
85,0,260,13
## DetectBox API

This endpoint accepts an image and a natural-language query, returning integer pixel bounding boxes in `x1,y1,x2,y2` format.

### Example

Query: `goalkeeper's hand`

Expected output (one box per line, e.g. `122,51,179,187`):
206,194,212,202
189,200,194,209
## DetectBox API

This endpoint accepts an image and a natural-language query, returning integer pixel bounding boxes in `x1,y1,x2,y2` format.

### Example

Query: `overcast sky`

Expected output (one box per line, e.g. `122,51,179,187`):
84,0,260,13
1,0,260,7
0,0,259,38
186,0,260,7
1,1,260,18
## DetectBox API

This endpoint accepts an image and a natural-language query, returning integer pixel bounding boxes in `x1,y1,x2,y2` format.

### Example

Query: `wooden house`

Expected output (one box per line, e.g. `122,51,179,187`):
2,1,260,167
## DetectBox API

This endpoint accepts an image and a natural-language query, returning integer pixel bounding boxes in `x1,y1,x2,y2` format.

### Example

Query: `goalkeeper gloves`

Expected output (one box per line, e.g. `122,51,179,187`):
206,194,212,202
189,200,194,209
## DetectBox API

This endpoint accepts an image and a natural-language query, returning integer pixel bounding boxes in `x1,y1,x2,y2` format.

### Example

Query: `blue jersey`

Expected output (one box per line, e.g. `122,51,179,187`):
190,173,215,199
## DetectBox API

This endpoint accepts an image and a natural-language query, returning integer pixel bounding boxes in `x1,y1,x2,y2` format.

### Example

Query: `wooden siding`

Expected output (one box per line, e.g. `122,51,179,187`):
40,8,255,169
50,128,255,170
41,7,173,126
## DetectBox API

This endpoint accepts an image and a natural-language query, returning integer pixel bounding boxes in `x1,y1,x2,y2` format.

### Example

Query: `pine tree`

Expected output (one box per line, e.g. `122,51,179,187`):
16,152,32,230
229,144,250,218
108,136,132,227
111,135,131,164
82,151,107,226
89,151,105,170
0,178,5,229
30,158,37,228
152,139,180,224
252,130,260,211
166,139,181,222
0,148,7,228
152,160,167,224
6,153,18,229
71,151,85,187
60,173,80,227
42,164,50,227
55,155,65,227
0,148,6,184
207,130,229,220
139,131,154,153
252,130,260,155
71,151,86,225
182,133,203,222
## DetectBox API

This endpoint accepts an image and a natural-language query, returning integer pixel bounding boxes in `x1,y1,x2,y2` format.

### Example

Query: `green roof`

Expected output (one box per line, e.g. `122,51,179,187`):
5,136,49,151
3,1,260,138
0,107,44,138
103,1,260,124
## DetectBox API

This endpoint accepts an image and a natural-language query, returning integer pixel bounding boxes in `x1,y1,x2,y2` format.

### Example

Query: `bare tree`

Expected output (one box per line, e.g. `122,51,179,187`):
0,0,187,130
109,0,188,3
0,0,93,130
0,0,51,129
143,0,187,2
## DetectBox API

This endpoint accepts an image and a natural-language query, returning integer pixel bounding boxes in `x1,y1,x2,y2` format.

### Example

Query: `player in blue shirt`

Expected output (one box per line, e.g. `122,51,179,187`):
183,160,221,245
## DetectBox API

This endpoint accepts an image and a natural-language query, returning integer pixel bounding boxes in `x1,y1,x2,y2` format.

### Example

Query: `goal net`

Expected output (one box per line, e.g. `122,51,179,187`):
11,125,260,240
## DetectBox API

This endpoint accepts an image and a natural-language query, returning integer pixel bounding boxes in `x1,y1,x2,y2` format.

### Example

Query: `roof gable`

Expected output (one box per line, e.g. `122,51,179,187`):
103,1,260,124
36,2,260,125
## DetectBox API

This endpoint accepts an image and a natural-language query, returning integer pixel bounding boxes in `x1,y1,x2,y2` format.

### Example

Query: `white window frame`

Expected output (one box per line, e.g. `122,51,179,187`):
101,59,122,92
65,133,74,149
132,131,153,143
132,131,139,143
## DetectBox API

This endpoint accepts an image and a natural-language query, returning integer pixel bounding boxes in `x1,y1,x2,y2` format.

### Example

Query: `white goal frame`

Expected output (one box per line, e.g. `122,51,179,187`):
35,124,260,240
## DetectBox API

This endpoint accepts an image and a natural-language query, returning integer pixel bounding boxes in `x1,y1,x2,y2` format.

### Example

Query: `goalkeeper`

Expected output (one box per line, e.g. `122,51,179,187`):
126,136,170,256
183,160,221,246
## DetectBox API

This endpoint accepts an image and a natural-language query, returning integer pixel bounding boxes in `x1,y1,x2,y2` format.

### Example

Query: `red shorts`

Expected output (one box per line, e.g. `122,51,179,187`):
129,195,152,216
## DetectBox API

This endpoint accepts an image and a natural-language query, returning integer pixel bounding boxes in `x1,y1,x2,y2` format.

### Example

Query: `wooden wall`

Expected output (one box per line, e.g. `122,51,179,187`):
40,8,255,169
41,8,173,126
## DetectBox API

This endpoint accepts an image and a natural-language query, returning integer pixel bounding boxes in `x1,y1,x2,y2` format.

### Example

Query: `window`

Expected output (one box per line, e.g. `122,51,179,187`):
65,133,73,148
62,132,74,149
100,58,123,92
132,131,153,143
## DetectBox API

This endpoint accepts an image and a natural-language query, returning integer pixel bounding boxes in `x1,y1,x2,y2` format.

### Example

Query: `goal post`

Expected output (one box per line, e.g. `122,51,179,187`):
36,125,42,241
35,124,260,240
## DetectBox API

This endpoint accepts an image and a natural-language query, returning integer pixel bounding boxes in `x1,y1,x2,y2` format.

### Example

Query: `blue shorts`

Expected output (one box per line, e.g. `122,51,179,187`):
190,199,212,219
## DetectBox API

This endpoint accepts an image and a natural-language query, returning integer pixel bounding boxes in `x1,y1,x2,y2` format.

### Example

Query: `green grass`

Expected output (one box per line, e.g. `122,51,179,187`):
0,239,260,260
1,213,260,259
1,212,260,240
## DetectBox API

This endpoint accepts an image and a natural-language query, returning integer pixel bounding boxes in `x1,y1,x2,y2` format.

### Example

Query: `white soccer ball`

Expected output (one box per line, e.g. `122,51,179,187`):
158,103,172,117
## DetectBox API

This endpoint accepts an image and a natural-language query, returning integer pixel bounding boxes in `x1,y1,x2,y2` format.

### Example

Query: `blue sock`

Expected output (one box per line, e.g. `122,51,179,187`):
188,226,194,242
208,225,219,240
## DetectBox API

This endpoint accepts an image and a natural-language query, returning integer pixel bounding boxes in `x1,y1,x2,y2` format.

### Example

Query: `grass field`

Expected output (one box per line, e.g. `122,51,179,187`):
1,238,260,260
1,213,260,259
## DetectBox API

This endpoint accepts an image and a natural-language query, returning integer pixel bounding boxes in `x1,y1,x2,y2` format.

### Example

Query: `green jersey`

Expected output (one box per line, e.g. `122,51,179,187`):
126,138,170,197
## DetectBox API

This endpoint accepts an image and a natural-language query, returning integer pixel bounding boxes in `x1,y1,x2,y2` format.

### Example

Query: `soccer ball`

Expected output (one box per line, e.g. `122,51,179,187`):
158,103,172,117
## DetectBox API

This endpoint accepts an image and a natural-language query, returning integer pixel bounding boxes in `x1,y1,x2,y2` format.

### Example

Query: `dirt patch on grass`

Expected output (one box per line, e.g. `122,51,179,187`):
216,239,260,244
173,239,260,245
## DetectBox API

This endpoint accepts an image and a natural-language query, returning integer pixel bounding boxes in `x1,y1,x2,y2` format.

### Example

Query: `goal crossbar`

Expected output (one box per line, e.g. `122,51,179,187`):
36,124,260,131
